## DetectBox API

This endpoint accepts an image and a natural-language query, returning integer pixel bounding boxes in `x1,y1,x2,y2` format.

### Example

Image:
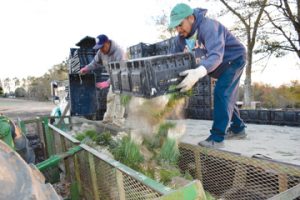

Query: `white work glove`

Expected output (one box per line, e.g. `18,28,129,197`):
176,66,207,92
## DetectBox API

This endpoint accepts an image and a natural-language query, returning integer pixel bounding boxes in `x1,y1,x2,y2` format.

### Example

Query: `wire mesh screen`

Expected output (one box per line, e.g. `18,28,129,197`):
48,124,169,200
178,142,300,200
94,158,120,200
122,173,161,199
78,150,94,200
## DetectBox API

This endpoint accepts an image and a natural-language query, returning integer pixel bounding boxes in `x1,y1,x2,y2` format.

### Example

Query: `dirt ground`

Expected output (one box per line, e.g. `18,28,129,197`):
0,97,56,121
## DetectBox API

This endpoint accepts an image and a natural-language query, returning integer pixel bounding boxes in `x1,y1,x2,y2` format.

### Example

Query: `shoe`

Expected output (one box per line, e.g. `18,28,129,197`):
198,138,224,149
225,128,247,140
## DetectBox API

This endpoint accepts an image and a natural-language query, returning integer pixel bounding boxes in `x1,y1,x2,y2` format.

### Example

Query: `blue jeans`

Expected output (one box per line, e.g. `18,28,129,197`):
209,56,246,142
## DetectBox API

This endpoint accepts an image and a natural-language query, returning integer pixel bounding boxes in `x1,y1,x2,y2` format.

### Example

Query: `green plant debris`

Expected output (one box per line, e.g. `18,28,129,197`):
154,87,193,123
75,132,86,141
205,191,216,200
140,165,156,180
182,170,193,181
75,129,115,147
120,94,132,106
157,138,179,166
159,167,181,185
95,131,112,146
111,136,144,171
143,122,176,150
74,129,97,141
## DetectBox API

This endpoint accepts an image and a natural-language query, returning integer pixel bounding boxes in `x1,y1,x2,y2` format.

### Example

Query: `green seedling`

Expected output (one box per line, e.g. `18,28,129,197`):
112,136,144,171
95,131,112,146
120,94,132,106
157,138,180,166
159,167,181,185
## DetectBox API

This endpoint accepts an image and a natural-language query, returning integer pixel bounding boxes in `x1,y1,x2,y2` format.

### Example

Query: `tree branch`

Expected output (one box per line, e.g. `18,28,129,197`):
264,9,300,58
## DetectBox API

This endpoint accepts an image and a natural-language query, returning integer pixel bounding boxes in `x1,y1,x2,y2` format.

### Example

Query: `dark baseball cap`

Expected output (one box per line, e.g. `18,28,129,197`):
93,34,109,50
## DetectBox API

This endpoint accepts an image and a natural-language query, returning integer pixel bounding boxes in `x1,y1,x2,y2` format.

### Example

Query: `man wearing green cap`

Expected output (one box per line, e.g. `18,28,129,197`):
169,3,247,148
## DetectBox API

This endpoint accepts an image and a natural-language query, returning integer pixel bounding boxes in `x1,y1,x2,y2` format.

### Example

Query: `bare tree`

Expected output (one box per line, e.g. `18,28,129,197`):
264,0,300,58
152,10,177,40
219,0,268,107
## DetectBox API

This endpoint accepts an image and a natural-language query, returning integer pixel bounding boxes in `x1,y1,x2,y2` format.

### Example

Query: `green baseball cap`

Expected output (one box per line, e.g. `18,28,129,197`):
168,3,194,29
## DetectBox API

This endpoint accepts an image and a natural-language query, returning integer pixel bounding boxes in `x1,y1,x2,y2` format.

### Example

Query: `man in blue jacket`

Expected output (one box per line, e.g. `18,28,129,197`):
169,3,247,148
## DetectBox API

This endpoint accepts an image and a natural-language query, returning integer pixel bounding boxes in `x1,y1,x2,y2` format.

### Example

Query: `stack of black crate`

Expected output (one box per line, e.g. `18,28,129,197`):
126,37,215,120
128,43,156,59
68,36,109,120
127,37,177,59
185,76,215,120
240,109,300,126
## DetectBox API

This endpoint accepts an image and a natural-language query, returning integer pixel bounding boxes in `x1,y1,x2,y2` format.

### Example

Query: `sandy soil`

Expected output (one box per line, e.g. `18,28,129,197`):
0,97,56,121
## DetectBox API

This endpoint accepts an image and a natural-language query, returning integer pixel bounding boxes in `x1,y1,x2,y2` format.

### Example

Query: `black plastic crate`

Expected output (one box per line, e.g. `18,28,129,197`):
92,68,109,83
110,52,195,98
187,95,213,108
120,62,132,93
248,110,259,123
145,52,196,98
153,37,177,56
69,74,97,117
129,43,155,59
270,110,284,125
284,111,297,121
127,60,147,96
68,48,97,73
240,110,259,123
95,87,109,120
240,110,249,121
258,110,271,123
185,107,213,120
108,62,122,93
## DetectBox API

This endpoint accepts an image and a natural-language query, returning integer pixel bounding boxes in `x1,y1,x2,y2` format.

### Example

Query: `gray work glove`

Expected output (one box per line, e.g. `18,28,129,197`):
176,66,207,92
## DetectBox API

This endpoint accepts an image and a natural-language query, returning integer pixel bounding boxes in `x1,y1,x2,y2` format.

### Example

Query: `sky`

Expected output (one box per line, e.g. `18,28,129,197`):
0,0,299,87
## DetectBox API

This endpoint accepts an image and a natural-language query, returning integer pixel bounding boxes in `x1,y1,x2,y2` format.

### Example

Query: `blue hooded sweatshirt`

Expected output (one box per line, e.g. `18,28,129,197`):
173,8,246,78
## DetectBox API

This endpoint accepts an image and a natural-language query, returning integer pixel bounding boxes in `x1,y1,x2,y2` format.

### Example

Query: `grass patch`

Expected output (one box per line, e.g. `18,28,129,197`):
157,138,179,166
159,167,181,185
111,136,144,171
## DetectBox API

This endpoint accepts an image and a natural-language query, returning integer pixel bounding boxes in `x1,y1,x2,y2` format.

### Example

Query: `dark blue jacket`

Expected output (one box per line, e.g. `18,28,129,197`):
173,8,246,78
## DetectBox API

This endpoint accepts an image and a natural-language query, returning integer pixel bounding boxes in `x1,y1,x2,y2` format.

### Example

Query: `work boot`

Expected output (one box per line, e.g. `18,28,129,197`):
225,128,247,140
198,136,224,149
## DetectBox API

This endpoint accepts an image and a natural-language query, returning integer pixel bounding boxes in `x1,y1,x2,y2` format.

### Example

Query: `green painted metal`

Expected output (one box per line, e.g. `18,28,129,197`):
73,154,83,197
43,117,56,156
70,182,80,200
159,180,205,200
0,116,15,149
37,146,82,171
36,154,61,171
